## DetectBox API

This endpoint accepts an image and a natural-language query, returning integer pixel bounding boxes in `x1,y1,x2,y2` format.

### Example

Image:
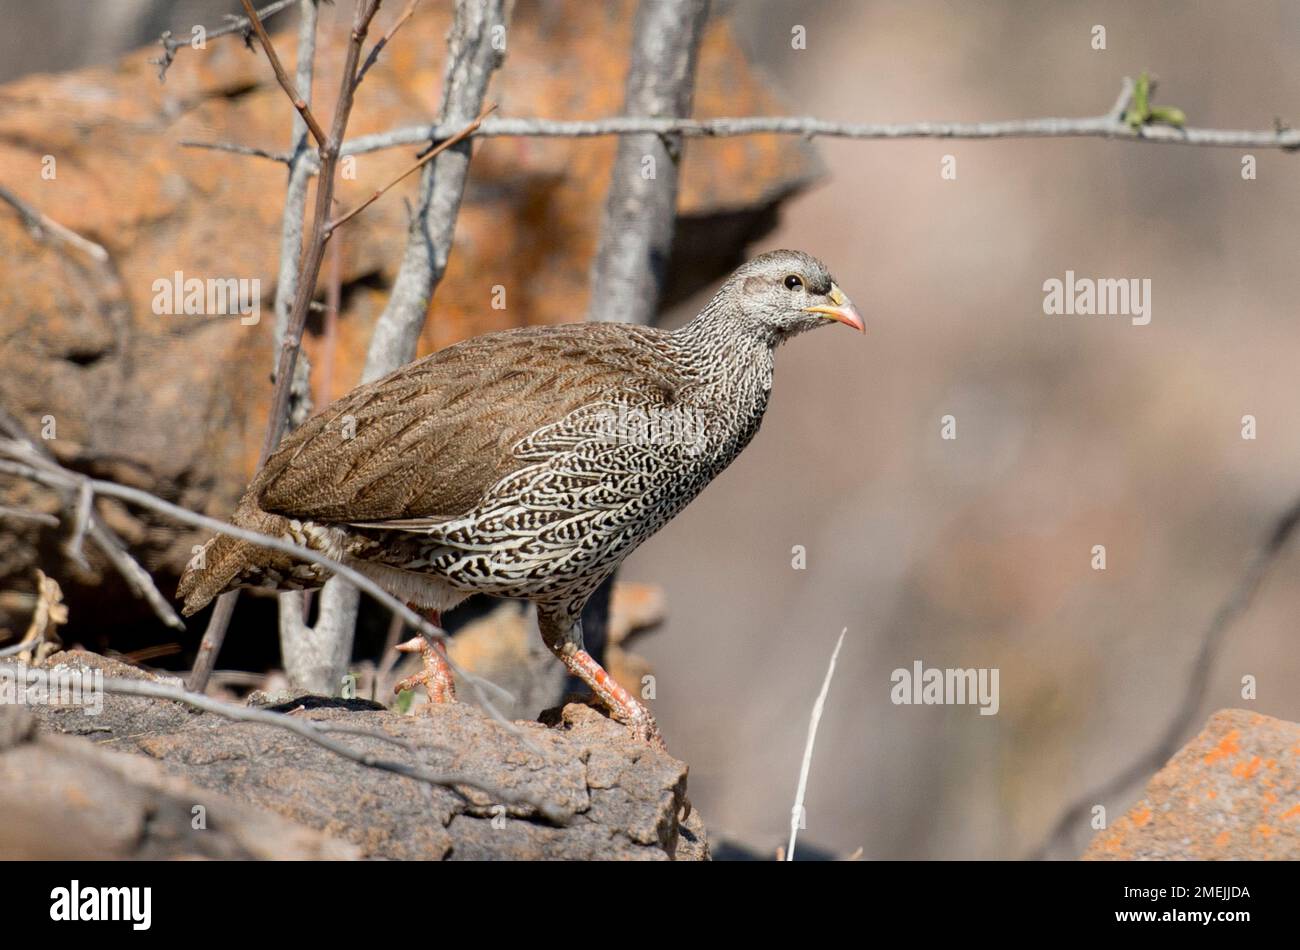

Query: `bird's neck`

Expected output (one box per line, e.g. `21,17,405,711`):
671,304,776,379
671,306,775,431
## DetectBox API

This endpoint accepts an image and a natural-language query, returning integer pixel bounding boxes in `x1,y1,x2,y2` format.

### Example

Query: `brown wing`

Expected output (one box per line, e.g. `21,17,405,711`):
253,323,681,524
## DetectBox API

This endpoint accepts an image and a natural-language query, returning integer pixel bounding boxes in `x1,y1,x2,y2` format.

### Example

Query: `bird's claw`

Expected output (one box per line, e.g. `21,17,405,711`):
394,635,456,705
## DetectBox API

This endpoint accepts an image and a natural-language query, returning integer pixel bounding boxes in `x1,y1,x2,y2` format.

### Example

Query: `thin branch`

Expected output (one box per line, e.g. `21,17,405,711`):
239,0,329,148
325,104,493,235
0,445,439,652
0,505,58,527
189,0,323,698
0,441,521,731
261,0,382,460
787,627,847,862
62,479,93,570
93,675,565,821
361,0,507,381
178,139,290,162
1030,492,1300,860
186,82,1300,172
0,411,183,632
87,521,186,632
0,185,110,262
152,0,300,81
355,0,421,87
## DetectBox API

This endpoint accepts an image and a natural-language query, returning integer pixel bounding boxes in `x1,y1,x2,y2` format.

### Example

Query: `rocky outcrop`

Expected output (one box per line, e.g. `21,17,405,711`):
1085,709,1299,860
3,651,706,860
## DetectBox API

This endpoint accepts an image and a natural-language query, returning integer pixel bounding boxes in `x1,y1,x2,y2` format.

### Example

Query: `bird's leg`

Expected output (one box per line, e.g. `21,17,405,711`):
394,609,456,704
538,607,665,750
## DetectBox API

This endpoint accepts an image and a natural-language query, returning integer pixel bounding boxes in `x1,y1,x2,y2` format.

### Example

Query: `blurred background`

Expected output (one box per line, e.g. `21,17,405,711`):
1,1,1297,859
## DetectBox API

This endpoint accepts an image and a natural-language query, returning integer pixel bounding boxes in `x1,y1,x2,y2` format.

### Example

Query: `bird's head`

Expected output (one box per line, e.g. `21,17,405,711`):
718,249,864,345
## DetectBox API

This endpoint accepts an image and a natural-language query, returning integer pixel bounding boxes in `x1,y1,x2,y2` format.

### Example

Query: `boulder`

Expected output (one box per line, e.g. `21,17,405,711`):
1085,708,1300,860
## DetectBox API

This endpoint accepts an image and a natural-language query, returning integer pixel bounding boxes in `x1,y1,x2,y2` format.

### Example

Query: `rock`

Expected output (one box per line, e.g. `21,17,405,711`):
1084,709,1300,860
10,651,707,860
0,705,360,860
0,1,818,638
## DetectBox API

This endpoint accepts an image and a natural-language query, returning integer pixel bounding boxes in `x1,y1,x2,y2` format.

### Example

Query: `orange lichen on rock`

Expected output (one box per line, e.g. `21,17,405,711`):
1085,709,1299,860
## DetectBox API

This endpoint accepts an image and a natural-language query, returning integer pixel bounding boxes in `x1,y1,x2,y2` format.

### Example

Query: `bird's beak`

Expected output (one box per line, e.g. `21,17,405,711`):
803,283,865,332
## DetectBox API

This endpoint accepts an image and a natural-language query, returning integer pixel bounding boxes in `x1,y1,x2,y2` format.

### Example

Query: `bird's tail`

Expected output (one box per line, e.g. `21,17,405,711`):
176,499,325,616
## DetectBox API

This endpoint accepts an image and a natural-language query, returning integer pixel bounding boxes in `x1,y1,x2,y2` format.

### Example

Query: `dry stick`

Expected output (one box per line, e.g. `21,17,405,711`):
152,0,300,80
197,0,381,694
0,446,518,719
0,505,59,527
787,628,847,862
272,0,330,695
325,106,493,235
182,78,1300,165
86,521,184,632
238,0,329,147
355,0,421,87
197,0,325,695
0,185,110,262
1029,493,1300,860
0,411,183,633
261,0,382,460
95,675,565,821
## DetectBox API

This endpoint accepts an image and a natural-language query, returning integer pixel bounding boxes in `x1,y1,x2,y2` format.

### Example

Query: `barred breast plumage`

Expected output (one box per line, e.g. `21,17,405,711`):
177,249,864,746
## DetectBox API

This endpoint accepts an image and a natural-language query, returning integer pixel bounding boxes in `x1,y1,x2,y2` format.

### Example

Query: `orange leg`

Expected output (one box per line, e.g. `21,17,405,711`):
394,609,456,704
561,647,665,751
538,604,664,750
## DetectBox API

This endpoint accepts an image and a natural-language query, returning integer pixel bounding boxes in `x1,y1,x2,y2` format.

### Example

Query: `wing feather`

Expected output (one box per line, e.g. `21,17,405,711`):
252,323,682,524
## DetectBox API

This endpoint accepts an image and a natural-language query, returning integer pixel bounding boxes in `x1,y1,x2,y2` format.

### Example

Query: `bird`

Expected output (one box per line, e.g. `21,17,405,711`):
177,249,863,748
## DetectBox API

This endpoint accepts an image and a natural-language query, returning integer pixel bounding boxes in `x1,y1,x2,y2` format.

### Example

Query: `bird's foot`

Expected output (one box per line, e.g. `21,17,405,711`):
561,647,666,751
394,635,456,705
625,711,668,753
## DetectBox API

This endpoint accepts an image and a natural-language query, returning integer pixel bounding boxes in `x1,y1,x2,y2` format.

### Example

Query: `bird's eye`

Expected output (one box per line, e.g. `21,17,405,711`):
783,274,804,291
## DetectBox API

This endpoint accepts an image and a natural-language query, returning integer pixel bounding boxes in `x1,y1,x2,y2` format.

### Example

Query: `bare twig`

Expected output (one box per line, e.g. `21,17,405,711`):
1030,493,1300,859
0,185,110,262
188,592,237,692
238,0,329,147
355,0,421,87
0,444,442,650
152,0,300,80
325,105,493,235
0,440,522,734
177,139,290,162
361,0,508,380
187,76,1299,167
787,628,847,862
0,505,58,526
261,0,382,461
93,675,565,821
587,0,709,327
267,0,330,694
0,411,183,632
347,106,1300,153
63,480,93,570
194,0,325,697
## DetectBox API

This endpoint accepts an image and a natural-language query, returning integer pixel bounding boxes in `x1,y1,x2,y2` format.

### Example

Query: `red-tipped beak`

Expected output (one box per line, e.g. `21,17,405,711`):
803,282,864,332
